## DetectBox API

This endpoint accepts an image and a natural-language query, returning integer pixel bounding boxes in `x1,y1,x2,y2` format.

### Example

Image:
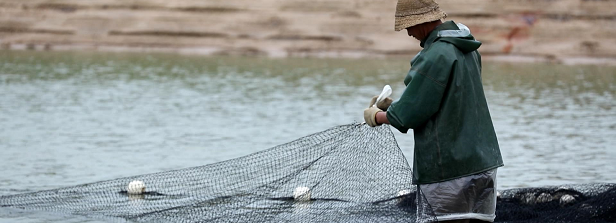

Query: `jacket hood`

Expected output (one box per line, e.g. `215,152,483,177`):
422,21,481,53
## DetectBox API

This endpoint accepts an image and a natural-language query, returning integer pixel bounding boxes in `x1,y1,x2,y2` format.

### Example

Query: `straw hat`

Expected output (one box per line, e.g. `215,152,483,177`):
394,0,447,31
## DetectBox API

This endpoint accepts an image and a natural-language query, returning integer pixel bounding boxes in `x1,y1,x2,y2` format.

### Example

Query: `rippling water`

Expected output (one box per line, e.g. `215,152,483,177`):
0,51,615,222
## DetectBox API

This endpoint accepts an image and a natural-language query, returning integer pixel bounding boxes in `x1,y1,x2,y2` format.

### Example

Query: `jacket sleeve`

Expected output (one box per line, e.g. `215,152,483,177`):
386,47,453,132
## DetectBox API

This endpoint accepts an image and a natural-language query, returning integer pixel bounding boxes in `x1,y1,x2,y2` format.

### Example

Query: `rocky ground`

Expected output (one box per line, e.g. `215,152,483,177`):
0,0,615,65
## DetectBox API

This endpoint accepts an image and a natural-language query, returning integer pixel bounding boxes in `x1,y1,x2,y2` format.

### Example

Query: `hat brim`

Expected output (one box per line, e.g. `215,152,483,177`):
395,8,447,31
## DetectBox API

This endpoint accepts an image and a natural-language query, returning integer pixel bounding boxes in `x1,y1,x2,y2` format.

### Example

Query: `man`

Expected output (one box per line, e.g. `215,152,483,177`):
363,0,504,222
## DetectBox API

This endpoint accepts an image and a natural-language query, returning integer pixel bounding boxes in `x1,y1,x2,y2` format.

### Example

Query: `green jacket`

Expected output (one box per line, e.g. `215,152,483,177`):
386,21,504,184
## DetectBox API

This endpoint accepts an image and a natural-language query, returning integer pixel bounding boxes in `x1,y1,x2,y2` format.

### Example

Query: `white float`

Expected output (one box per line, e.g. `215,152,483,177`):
127,180,146,195
397,189,412,197
293,186,311,201
560,194,576,205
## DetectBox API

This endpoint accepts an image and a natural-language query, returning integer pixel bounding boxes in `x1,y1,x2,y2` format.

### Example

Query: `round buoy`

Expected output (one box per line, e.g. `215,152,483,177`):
397,189,411,197
560,194,576,206
536,193,552,203
127,180,146,195
293,187,311,201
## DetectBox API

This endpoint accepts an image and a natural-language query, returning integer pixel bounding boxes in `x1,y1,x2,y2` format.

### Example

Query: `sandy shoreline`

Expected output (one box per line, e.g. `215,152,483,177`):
1,0,615,66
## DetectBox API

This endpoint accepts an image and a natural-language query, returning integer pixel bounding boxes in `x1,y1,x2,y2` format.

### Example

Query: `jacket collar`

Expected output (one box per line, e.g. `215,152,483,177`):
420,20,458,49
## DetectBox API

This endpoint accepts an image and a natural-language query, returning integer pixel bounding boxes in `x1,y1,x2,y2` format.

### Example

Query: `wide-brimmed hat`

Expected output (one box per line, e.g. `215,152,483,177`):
394,0,447,31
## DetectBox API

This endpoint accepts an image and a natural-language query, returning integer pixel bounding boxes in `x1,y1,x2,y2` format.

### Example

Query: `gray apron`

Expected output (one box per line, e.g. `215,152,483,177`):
419,169,498,222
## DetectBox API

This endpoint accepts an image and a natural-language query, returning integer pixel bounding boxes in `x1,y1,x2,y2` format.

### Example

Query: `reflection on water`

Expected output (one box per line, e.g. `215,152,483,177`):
0,51,614,200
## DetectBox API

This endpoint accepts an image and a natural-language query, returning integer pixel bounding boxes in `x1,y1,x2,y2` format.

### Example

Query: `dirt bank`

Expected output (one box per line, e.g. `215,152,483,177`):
0,0,615,65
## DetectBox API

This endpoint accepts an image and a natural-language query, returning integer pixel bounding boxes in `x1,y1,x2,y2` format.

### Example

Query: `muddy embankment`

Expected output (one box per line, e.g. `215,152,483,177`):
0,0,615,65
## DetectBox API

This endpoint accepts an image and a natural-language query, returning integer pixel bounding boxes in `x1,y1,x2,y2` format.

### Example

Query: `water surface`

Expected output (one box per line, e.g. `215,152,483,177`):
0,51,615,221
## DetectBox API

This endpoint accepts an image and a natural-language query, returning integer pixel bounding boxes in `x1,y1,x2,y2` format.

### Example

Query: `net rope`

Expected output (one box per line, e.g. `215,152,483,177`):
1,124,615,222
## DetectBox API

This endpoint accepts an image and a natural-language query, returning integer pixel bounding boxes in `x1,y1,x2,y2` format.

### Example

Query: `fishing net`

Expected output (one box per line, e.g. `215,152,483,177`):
1,123,615,223
0,124,437,223
495,184,616,223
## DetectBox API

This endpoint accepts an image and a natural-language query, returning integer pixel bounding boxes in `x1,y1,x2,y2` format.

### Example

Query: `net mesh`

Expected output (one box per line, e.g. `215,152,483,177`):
1,124,615,223
496,184,616,223
0,124,436,223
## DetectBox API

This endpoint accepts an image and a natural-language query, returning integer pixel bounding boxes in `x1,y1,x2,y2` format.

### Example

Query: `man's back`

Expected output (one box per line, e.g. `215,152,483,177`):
386,21,503,184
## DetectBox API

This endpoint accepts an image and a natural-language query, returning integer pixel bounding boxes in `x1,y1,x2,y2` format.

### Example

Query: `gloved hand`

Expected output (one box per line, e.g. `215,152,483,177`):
369,96,393,111
364,106,382,127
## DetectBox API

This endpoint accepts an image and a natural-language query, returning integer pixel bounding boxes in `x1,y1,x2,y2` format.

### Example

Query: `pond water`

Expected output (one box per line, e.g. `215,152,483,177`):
0,51,614,222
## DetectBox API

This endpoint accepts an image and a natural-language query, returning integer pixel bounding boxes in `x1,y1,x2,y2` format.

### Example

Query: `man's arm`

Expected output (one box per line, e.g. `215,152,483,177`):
385,44,454,132
375,111,390,125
